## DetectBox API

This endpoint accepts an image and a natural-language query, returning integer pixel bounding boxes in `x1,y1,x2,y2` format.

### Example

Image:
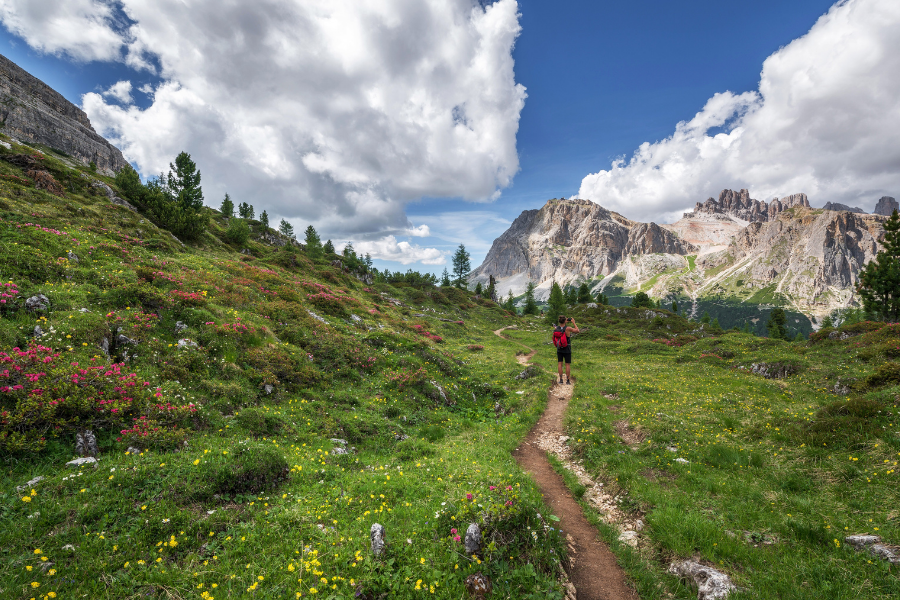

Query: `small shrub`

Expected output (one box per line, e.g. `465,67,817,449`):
861,362,900,389
235,407,285,436
224,218,250,245
189,443,289,500
395,437,435,461
421,424,445,443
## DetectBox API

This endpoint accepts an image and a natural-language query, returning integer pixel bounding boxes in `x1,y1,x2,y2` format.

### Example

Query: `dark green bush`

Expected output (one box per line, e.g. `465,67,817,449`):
235,407,285,436
188,443,289,500
224,218,250,245
861,363,900,389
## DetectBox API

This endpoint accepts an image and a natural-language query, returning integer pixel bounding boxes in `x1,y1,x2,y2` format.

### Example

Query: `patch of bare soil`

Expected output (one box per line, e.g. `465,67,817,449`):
513,381,639,600
614,420,647,448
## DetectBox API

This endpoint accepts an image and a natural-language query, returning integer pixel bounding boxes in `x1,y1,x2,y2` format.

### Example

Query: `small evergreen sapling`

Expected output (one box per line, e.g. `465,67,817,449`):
577,282,591,304
279,219,295,239
324,239,335,255
220,193,234,218
523,281,540,315
259,210,269,229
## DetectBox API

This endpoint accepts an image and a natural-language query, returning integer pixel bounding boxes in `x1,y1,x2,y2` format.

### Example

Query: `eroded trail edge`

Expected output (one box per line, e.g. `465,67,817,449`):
512,382,638,600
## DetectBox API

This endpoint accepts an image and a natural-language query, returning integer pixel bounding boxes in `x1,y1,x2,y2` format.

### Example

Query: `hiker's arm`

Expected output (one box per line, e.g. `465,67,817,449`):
568,320,580,334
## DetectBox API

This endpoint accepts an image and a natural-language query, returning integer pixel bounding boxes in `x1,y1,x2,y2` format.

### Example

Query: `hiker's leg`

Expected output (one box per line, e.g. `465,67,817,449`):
557,360,563,380
565,363,571,379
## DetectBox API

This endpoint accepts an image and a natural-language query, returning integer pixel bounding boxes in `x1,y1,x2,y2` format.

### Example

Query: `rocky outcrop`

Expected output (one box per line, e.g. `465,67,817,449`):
822,202,865,213
470,198,696,298
0,54,126,175
874,196,898,216
686,189,810,222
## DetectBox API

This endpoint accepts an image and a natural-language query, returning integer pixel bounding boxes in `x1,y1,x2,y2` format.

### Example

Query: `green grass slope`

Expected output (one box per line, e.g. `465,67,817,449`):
0,138,569,599
505,306,900,599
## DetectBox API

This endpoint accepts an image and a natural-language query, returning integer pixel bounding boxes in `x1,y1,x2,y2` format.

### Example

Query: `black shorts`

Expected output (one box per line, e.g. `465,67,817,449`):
557,350,572,363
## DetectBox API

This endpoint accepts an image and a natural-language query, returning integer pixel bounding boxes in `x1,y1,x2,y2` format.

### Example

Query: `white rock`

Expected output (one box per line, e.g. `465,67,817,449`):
66,457,98,467
16,476,45,493
668,559,737,599
370,523,386,556
675,458,690,464
618,530,639,547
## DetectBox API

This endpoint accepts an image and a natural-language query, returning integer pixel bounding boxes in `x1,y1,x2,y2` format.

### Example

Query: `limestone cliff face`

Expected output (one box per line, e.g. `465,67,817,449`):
0,54,127,175
470,198,695,298
686,188,810,222
874,196,898,216
696,209,885,316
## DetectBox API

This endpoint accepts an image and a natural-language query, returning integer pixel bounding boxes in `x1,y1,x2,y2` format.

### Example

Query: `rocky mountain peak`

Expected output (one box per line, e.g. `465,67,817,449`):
0,53,127,174
822,201,865,213
685,188,810,222
874,196,898,216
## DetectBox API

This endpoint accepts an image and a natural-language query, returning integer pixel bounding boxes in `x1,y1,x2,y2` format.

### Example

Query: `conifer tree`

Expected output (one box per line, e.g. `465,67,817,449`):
452,245,471,289
440,268,451,287
766,308,788,339
672,300,678,313
304,225,323,258
564,286,578,305
595,290,609,305
167,152,204,210
324,239,335,255
821,314,834,329
632,292,654,309
259,210,269,229
504,290,517,313
858,209,900,321
548,282,566,322
700,311,711,324
364,253,373,270
577,282,591,304
220,193,234,218
279,219,295,239
524,281,540,315
475,282,484,296
238,202,254,220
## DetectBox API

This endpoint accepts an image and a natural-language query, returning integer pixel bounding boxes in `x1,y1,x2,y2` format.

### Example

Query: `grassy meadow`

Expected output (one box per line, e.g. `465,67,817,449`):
505,307,900,599
0,136,568,599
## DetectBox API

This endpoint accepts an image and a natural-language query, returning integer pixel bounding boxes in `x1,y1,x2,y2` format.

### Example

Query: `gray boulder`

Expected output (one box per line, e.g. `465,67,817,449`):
370,523,386,556
66,457,97,468
174,321,188,334
845,535,900,564
668,559,737,599
464,523,482,555
75,430,98,457
33,325,43,338
176,338,197,349
25,294,50,311
16,476,45,493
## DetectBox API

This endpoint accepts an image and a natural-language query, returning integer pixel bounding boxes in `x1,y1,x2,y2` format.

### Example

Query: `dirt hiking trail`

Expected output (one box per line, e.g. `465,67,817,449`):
495,326,637,600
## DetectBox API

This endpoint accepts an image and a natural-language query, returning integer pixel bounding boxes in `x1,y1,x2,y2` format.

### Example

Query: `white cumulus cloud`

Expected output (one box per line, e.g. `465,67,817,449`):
577,0,900,222
102,80,132,103
351,236,446,266
0,0,525,265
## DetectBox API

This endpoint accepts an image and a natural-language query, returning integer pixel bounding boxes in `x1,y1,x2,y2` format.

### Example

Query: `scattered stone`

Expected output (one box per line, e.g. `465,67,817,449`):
263,384,274,395
668,559,737,600
350,314,362,322
331,438,348,446
514,365,538,380
586,302,597,308
308,310,328,324
464,523,482,555
117,334,138,346
618,530,639,547
126,447,142,455
464,572,492,599
666,446,678,452
412,313,426,317
66,250,79,263
99,337,110,356
559,436,570,443
25,294,50,311
33,325,43,338
174,321,188,334
370,523,386,556
430,381,452,405
828,330,855,341
394,433,409,441
15,476,45,493
66,457,97,467
176,338,197,349
845,535,900,564
79,308,89,313
750,362,798,379
75,430,98,457
331,259,343,269
832,380,852,395
332,447,349,455
62,544,75,552
675,458,690,464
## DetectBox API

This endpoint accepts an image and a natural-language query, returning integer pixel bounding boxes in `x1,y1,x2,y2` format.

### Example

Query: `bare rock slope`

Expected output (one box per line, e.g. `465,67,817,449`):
0,54,126,174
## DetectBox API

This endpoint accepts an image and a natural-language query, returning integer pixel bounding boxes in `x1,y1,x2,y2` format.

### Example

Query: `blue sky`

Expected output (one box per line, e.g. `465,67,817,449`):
0,0,895,275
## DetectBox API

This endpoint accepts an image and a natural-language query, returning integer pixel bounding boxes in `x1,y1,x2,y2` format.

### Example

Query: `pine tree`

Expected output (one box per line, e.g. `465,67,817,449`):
821,314,834,329
632,292,654,309
364,253,373,270
324,239,335,255
766,308,788,339
858,209,900,321
504,290,516,313
238,202,255,220
547,282,566,323
167,151,204,210
259,210,269,229
711,317,721,330
451,244,471,289
440,268,451,287
524,281,540,315
220,193,234,218
700,311,711,324
672,300,678,313
577,283,591,304
279,219,295,239
794,331,806,342
475,282,484,296
304,225,323,258
595,290,609,305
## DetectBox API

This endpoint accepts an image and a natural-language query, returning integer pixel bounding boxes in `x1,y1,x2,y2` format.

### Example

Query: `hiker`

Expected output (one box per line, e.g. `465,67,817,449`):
552,315,579,384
